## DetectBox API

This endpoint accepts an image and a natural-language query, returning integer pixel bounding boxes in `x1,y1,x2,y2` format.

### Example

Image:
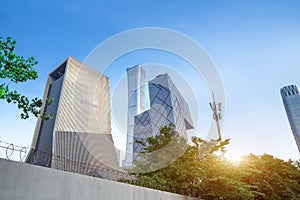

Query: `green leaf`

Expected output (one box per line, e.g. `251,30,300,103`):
0,88,5,98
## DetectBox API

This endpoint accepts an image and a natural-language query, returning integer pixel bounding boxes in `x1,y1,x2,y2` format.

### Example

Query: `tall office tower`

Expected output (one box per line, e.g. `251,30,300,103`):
133,73,194,160
26,57,120,179
124,65,146,167
281,85,300,153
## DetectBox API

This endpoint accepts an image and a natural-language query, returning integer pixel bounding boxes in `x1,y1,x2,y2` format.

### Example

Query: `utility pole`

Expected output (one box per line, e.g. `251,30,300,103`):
209,92,224,157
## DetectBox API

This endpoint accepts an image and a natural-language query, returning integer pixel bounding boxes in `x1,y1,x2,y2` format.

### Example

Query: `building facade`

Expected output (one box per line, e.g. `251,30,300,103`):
133,73,193,160
280,85,300,153
26,57,121,179
123,65,146,167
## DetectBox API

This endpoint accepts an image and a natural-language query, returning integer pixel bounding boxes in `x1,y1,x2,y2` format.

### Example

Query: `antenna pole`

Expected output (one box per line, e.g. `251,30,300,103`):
210,92,224,157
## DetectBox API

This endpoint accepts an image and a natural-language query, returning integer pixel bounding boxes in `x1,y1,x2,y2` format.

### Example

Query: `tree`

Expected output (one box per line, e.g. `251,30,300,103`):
238,154,300,199
119,126,300,199
120,125,253,199
0,37,52,119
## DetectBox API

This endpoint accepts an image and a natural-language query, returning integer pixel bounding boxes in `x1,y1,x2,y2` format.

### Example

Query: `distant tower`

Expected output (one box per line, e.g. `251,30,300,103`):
124,65,146,167
26,57,120,179
280,85,300,153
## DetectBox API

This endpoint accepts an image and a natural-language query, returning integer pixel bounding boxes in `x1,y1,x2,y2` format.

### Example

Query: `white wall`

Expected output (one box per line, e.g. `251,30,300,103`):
0,159,201,200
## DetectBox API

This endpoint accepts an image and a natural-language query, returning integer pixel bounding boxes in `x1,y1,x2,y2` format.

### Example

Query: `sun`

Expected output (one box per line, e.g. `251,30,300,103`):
224,152,243,163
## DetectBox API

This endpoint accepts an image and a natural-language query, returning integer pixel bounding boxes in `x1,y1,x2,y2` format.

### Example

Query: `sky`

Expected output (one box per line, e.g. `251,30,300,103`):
0,0,300,161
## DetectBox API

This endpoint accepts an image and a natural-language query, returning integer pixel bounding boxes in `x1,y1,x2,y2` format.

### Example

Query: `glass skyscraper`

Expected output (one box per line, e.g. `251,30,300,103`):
133,73,194,160
123,65,146,167
280,85,300,153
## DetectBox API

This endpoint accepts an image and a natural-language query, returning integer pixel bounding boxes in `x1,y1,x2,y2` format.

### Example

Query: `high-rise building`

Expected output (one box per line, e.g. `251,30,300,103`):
280,85,300,153
133,73,193,160
26,57,120,179
123,65,146,167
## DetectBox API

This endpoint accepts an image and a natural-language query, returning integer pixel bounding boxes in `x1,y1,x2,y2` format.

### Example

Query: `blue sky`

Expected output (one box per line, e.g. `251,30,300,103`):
1,0,300,160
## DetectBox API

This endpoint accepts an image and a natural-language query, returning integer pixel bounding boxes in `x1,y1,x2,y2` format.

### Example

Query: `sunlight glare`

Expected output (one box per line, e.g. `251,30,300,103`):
225,152,242,163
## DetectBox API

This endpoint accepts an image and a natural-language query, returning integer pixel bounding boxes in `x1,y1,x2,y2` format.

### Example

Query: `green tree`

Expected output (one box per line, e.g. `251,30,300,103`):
238,154,300,199
120,125,254,199
119,126,300,199
0,37,52,119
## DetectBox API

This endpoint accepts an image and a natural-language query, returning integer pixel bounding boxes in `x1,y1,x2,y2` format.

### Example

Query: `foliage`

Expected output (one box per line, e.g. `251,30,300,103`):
119,126,300,199
130,125,188,173
238,154,300,199
0,37,52,119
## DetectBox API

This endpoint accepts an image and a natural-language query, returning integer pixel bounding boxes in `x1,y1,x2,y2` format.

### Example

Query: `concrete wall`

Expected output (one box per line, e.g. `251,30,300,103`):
0,159,200,200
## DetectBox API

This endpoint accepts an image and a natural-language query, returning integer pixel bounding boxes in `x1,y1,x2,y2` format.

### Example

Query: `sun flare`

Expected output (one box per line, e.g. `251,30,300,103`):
225,152,243,163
